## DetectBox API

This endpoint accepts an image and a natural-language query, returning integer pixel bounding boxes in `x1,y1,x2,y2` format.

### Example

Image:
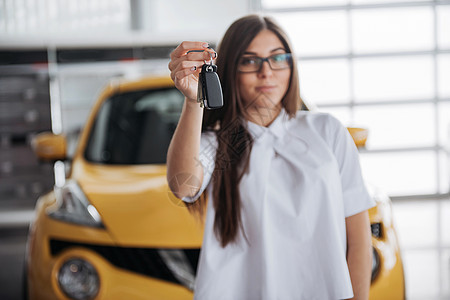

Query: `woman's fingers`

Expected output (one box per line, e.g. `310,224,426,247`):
171,61,200,81
170,41,209,60
169,40,217,71
169,56,199,72
169,51,215,72
173,68,197,83
169,53,214,81
170,58,202,81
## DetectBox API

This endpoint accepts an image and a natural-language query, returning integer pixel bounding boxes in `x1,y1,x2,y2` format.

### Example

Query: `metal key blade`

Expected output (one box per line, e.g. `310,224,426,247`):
197,72,204,108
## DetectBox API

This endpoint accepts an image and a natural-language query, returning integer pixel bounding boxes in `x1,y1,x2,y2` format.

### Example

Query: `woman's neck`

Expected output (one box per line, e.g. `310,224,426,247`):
245,104,282,127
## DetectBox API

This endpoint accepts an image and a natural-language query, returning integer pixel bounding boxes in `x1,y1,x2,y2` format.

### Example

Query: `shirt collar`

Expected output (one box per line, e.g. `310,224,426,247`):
246,108,289,140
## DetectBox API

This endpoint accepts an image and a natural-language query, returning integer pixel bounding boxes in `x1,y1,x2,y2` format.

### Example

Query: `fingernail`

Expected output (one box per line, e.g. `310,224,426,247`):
191,66,197,71
202,43,209,48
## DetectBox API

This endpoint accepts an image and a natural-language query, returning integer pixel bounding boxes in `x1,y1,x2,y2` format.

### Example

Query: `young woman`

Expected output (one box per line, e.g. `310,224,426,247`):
167,14,375,300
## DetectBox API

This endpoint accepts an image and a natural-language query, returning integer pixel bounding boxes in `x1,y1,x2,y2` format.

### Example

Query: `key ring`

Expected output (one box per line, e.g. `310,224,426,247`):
187,49,216,71
204,51,214,71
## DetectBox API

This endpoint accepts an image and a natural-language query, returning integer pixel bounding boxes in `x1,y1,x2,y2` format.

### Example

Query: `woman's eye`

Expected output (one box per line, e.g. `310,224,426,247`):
272,54,286,62
241,58,258,65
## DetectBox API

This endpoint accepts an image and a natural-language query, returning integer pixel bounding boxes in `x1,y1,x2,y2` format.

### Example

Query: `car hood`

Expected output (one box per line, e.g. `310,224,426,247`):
71,160,204,248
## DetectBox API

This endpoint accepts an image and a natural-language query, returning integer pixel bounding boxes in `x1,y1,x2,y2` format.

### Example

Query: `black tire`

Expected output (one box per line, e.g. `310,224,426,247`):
22,257,28,300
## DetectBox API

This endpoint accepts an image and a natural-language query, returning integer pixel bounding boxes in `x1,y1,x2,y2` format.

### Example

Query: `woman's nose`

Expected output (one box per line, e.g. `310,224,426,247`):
258,60,273,77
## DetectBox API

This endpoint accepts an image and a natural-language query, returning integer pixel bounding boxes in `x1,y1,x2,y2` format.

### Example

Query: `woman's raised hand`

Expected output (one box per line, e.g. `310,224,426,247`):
168,41,216,102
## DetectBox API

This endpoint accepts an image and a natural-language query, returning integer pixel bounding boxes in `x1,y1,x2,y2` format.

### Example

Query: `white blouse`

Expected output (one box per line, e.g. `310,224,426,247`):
183,110,375,300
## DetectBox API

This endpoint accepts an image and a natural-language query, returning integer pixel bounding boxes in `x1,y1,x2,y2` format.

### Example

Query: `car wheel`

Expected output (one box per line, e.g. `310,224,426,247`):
22,259,28,300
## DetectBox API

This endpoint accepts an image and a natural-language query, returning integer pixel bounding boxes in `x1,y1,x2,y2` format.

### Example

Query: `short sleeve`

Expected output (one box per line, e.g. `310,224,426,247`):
327,116,376,217
182,131,217,203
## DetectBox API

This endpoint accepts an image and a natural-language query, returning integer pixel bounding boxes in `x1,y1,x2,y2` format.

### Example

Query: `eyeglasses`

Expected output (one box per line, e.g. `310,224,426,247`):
238,53,292,73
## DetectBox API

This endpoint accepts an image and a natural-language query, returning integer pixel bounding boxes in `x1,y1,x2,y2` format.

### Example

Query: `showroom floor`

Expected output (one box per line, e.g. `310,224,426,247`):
0,196,449,299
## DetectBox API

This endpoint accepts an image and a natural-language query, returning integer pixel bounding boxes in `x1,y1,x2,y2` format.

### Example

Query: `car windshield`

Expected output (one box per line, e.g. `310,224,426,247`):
84,87,184,165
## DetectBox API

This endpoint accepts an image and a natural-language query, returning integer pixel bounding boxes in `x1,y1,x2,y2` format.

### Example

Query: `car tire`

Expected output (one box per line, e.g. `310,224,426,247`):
22,257,28,300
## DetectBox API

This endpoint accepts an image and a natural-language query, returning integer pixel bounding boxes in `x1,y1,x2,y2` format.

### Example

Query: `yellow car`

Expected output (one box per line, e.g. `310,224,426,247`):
24,76,405,300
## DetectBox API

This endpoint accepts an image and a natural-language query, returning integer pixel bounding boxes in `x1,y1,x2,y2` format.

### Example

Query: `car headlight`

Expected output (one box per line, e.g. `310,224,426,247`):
47,180,104,228
58,258,100,300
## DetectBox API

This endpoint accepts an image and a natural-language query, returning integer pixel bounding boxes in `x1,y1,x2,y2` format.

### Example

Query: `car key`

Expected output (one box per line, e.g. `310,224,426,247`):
187,49,223,109
198,63,223,109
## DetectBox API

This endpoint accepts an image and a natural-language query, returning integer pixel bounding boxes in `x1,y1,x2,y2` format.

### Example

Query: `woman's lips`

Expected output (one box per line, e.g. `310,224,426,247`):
256,85,276,93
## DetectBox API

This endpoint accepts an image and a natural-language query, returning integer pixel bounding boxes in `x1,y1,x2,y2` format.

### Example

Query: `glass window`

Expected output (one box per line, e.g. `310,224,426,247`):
353,103,435,149
352,0,430,4
438,102,450,147
261,0,446,197
360,151,437,196
85,87,184,165
0,0,130,35
438,54,450,98
443,249,450,295
438,150,449,195
353,55,434,102
298,59,350,105
403,250,440,298
0,1,7,32
271,11,349,56
351,7,434,53
442,209,450,246
392,201,439,248
316,106,352,125
263,0,348,9
437,5,450,49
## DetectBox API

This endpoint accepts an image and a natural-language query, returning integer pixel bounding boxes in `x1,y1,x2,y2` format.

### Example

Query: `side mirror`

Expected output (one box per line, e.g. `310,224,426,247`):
347,127,368,148
31,132,67,161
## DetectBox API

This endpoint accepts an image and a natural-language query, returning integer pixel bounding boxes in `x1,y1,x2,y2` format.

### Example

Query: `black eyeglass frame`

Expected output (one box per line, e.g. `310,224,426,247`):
237,53,293,73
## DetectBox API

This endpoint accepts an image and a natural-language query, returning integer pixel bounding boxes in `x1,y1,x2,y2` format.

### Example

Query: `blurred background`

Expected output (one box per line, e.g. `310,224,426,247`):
0,0,449,299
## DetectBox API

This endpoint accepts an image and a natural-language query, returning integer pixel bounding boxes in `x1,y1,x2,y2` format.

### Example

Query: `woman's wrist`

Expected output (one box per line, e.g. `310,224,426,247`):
185,97,204,111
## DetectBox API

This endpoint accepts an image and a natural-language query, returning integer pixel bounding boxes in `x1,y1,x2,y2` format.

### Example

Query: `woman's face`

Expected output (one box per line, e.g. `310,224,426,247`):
237,29,291,122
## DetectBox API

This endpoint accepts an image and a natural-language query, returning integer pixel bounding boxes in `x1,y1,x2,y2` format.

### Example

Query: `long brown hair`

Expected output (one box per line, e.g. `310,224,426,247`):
188,15,301,247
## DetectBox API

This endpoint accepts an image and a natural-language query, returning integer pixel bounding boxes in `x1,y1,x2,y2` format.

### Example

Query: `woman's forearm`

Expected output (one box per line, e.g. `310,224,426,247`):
166,98,204,199
346,211,372,300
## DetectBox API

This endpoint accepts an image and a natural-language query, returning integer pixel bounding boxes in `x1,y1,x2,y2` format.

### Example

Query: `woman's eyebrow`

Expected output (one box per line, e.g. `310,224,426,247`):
242,48,287,56
271,47,286,53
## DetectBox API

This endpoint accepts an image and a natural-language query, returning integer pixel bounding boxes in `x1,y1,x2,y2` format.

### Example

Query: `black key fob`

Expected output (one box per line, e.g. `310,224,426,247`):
198,64,223,109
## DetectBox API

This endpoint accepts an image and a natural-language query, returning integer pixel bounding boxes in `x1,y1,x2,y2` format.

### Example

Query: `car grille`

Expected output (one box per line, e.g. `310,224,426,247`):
50,239,200,289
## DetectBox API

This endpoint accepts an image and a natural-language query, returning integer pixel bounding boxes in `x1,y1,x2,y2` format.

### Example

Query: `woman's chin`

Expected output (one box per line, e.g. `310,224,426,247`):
244,93,282,109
